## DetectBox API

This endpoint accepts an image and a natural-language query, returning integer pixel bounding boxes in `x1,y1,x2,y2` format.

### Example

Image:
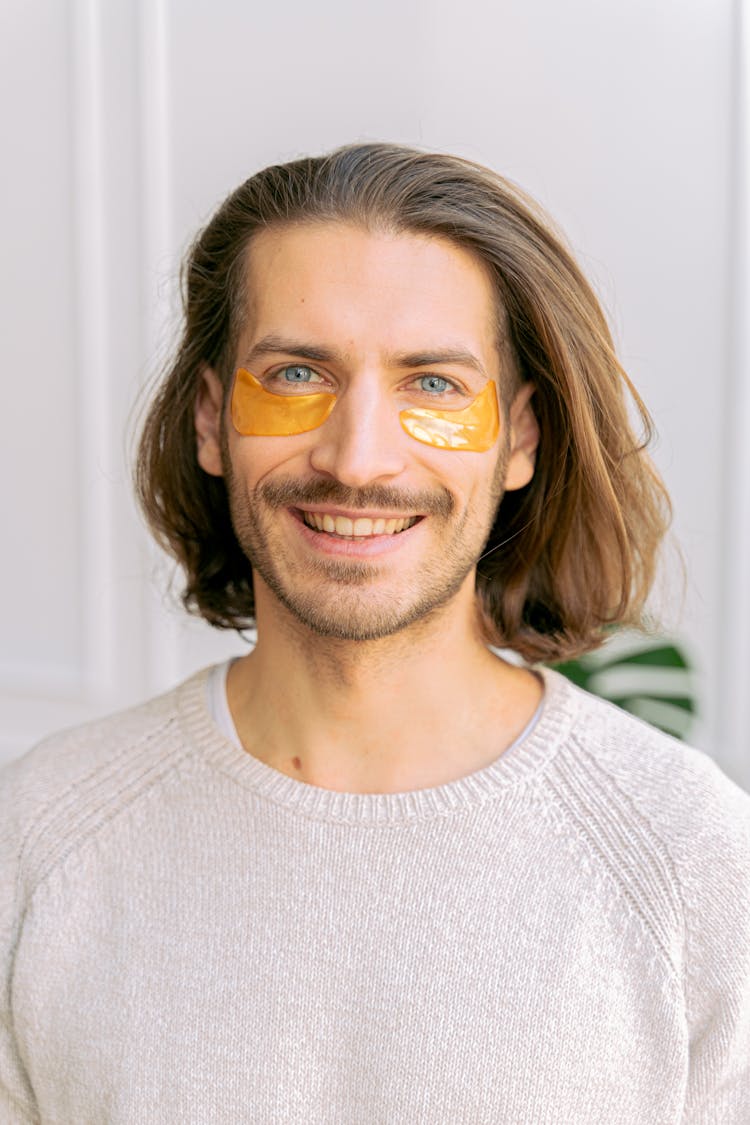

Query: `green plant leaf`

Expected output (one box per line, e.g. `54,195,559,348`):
553,634,697,741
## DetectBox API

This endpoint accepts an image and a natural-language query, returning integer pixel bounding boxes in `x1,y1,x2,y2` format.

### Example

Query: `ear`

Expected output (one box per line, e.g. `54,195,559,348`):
503,381,539,491
195,367,225,477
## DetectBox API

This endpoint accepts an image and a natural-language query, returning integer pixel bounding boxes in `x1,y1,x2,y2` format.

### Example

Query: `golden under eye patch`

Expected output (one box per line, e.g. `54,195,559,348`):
231,367,336,436
399,379,499,451
230,367,499,452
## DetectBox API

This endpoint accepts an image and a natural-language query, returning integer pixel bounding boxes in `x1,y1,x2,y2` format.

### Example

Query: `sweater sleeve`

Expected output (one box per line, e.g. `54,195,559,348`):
680,759,750,1123
0,757,40,1123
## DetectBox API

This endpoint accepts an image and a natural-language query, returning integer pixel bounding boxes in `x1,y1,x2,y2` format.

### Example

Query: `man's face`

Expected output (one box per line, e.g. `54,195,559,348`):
197,221,536,641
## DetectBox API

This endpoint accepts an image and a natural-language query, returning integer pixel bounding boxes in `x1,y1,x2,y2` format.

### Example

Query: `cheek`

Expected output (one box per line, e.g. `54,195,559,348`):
224,431,316,492
437,448,505,502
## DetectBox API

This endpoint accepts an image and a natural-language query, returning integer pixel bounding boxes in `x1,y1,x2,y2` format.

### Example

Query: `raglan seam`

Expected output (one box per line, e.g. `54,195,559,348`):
15,714,178,875
538,738,686,986
13,724,195,917
0,1086,38,1124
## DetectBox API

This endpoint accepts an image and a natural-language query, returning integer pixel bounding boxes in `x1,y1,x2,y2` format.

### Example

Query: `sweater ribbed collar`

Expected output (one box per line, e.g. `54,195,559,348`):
175,662,581,825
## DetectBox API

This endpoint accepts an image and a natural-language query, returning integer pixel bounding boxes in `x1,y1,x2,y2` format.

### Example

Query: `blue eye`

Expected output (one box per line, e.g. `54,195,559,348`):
281,365,318,383
419,375,451,394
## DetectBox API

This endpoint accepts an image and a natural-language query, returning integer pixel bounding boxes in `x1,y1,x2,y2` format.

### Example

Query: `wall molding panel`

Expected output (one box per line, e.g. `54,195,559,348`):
71,0,117,700
136,0,192,695
718,0,750,784
1,0,152,762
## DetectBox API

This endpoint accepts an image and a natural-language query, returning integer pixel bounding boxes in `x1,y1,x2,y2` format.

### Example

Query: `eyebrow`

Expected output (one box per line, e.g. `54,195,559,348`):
242,334,488,376
393,349,486,376
243,336,335,367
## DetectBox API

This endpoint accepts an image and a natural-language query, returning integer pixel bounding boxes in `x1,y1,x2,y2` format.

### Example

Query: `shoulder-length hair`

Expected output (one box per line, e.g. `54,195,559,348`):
134,143,671,663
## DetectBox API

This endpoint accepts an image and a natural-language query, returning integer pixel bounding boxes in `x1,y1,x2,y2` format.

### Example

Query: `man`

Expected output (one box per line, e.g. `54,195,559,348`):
1,144,748,1123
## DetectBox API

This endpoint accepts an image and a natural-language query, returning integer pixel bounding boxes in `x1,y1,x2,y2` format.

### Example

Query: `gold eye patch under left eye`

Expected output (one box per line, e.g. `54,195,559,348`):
400,379,500,451
231,368,336,436
230,367,500,452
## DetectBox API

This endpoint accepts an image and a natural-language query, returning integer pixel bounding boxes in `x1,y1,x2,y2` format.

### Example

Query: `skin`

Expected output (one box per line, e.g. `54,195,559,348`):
195,221,542,794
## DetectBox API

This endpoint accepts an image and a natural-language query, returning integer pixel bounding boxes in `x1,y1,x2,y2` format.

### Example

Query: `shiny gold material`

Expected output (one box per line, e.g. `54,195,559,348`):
400,380,500,452
231,368,336,436
231,367,499,452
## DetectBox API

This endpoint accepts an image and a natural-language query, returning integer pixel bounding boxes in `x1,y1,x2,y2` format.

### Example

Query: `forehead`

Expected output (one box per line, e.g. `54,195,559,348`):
240,221,499,362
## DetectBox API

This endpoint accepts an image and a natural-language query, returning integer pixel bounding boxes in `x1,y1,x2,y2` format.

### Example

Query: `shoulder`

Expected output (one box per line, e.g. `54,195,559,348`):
543,669,750,1000
1,673,197,813
547,668,750,844
0,667,213,910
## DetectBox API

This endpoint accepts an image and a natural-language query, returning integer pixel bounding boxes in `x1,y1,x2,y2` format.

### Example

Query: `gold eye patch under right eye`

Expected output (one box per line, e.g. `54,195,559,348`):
231,368,336,436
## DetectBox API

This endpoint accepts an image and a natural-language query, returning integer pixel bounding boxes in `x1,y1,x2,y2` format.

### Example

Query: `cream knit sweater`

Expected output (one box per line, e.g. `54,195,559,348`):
1,665,749,1124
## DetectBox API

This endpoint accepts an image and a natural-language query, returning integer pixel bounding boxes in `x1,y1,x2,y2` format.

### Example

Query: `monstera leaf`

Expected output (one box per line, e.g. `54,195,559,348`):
554,631,697,741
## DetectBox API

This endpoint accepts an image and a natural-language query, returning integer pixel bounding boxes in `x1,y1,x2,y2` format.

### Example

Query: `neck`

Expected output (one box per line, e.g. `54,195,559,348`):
226,580,543,794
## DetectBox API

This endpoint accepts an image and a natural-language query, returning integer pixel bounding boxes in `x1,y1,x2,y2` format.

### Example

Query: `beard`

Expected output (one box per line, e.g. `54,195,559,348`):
222,451,508,643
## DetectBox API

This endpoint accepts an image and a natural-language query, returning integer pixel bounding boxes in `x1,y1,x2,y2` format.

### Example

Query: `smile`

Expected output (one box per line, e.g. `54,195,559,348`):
299,511,420,539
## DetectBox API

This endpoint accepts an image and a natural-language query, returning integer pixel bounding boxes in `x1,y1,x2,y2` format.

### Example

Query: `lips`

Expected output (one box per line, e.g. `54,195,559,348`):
300,511,419,538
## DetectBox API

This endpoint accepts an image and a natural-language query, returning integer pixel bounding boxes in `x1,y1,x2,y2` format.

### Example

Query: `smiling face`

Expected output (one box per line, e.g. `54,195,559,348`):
195,222,538,642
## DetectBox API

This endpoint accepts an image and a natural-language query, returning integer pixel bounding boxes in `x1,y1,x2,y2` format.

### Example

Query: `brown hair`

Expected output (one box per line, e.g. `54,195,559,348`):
134,143,671,662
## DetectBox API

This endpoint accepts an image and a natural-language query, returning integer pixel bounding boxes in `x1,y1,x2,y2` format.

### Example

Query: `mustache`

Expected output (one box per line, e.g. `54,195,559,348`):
256,477,455,518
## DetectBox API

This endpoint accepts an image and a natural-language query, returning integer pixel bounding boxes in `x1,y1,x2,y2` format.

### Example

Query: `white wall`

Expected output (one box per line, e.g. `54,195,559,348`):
1,0,748,786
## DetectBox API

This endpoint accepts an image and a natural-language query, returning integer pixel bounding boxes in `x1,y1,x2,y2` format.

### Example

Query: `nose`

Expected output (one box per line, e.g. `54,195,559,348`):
308,376,407,486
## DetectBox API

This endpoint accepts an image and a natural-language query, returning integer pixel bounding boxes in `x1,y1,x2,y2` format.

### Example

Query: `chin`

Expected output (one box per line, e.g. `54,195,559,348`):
270,581,469,643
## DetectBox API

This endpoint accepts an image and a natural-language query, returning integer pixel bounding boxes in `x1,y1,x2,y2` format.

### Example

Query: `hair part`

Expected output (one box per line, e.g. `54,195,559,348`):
134,142,672,663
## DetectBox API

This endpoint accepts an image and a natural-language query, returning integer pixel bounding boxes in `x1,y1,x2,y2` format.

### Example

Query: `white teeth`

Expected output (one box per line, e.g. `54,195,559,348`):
302,512,418,537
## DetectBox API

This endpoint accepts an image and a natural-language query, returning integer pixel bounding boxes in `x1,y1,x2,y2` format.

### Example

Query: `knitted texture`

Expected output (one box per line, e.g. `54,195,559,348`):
1,666,748,1123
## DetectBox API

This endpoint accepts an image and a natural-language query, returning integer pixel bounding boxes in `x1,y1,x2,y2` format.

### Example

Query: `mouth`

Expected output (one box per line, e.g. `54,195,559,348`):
296,509,422,540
